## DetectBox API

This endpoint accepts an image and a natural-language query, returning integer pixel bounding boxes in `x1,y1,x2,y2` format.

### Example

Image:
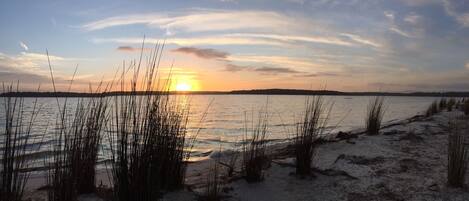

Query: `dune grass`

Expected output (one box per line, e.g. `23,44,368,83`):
426,100,439,117
463,99,469,116
439,98,447,110
108,41,190,201
47,99,109,201
242,110,269,183
365,97,385,135
294,96,331,176
199,158,222,201
447,98,456,112
0,85,40,201
46,54,110,201
447,124,467,188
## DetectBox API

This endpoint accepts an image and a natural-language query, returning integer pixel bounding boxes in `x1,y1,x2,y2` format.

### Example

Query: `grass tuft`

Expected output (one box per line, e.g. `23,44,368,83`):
108,40,190,201
294,96,331,176
242,109,269,183
1,84,40,201
199,159,222,201
365,97,385,135
447,98,456,112
463,99,469,116
46,52,110,201
447,124,467,188
426,100,439,117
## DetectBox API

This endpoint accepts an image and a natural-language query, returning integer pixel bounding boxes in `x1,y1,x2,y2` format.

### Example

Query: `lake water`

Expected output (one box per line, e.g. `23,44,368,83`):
0,95,439,171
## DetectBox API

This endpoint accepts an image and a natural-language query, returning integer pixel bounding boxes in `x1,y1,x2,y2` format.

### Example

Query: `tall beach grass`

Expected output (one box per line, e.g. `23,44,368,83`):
108,41,190,201
447,124,467,187
242,110,269,183
46,54,110,201
1,84,41,201
365,97,385,135
294,96,331,176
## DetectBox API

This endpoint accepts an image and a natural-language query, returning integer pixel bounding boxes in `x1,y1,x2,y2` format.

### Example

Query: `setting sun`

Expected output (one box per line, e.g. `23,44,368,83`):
175,83,192,91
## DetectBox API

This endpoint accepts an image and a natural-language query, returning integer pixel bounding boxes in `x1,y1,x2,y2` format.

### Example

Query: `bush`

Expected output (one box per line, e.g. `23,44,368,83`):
295,96,331,175
365,97,385,135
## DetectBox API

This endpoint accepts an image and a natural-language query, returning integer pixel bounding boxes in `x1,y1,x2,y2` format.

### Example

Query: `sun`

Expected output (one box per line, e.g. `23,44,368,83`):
175,82,192,91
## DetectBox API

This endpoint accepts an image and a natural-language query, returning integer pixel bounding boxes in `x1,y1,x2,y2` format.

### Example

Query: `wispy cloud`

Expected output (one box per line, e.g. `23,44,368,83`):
116,46,150,52
93,36,285,47
225,63,246,72
340,33,382,48
254,66,300,74
19,41,29,51
82,10,295,34
172,47,228,59
294,72,340,77
0,52,78,88
443,0,469,27
226,33,354,47
390,27,412,37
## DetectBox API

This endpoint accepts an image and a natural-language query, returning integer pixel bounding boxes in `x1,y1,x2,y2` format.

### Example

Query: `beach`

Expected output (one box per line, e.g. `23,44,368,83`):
21,109,469,201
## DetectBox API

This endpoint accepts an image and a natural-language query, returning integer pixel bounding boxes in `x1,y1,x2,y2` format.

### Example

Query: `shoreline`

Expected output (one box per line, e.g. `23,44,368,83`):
23,110,469,201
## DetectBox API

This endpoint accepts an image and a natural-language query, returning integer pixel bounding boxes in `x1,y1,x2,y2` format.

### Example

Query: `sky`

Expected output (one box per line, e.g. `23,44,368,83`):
0,0,468,92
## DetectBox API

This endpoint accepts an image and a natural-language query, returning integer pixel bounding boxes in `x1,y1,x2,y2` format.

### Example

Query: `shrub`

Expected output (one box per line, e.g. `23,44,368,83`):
447,125,467,187
365,97,385,135
242,110,269,182
1,85,40,201
295,96,331,175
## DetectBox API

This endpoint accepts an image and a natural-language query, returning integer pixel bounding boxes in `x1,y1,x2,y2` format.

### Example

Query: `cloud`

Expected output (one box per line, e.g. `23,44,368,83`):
82,10,296,33
223,63,300,75
226,33,354,47
225,63,247,72
399,0,439,6
116,46,150,52
443,0,469,27
93,36,285,47
294,72,340,77
254,66,300,74
384,11,395,21
94,32,382,49
389,27,415,38
19,41,29,51
340,33,382,48
172,47,228,59
404,13,422,25
466,62,469,70
0,52,75,85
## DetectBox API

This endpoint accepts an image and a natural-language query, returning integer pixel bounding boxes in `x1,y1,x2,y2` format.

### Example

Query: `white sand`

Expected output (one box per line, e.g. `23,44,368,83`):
24,110,469,201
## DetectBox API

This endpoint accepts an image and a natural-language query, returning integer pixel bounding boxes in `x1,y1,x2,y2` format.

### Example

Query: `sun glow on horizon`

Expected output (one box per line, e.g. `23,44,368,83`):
170,75,200,91
175,82,192,91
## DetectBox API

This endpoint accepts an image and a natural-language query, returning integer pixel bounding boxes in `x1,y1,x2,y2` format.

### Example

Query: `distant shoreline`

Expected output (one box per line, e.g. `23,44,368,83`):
2,88,469,97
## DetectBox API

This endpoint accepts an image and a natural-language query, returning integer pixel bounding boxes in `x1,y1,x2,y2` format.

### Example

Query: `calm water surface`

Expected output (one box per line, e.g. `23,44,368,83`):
0,95,439,170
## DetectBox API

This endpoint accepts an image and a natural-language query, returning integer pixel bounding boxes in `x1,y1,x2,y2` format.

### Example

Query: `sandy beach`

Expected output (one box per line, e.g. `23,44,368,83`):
20,109,469,201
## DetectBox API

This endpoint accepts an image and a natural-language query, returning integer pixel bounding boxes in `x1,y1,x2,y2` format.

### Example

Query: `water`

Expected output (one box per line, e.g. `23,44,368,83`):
0,95,439,171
